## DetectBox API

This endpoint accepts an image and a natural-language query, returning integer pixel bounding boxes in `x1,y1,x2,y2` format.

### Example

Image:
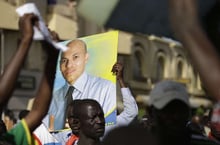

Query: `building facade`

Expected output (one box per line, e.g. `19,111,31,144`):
0,0,212,117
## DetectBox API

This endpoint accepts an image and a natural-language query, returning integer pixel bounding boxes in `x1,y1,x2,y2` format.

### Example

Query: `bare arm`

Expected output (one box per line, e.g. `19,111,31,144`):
106,62,138,130
111,62,138,116
111,62,126,88
24,40,59,132
169,0,220,101
0,14,38,111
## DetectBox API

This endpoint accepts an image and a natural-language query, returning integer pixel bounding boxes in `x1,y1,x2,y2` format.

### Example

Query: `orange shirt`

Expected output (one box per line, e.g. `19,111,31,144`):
66,134,79,145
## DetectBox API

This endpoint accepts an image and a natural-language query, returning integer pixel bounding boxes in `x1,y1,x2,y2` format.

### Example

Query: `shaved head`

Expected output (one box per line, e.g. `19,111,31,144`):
60,39,89,85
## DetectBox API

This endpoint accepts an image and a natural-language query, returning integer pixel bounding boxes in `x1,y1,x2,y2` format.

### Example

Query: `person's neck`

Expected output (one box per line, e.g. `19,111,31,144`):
69,81,75,86
78,136,100,145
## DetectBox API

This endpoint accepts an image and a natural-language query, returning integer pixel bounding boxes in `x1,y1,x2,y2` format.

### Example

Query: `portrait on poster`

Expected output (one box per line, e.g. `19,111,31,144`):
53,31,118,125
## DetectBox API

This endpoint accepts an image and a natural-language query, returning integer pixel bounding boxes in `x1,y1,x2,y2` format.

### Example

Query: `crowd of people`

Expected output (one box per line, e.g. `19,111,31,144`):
1,0,220,145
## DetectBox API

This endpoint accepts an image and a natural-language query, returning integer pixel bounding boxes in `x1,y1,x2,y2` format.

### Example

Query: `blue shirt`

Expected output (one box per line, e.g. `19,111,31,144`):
43,72,117,130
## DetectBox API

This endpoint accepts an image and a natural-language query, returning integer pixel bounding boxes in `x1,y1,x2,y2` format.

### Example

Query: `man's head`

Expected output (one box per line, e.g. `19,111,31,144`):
18,109,30,120
67,99,105,140
67,100,81,136
149,80,190,139
149,80,190,110
60,39,89,85
3,109,16,130
101,125,158,145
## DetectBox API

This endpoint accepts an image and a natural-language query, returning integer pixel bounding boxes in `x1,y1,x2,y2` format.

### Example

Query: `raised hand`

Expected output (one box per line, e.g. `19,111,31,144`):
19,13,38,41
111,62,126,88
0,13,38,111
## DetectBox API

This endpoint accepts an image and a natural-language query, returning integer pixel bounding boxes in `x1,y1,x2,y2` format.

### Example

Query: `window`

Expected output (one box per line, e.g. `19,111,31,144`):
156,55,165,80
176,55,185,79
132,43,146,82
177,60,183,79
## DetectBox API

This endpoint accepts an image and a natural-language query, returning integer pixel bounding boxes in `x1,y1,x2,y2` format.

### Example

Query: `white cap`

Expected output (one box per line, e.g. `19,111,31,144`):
149,80,190,109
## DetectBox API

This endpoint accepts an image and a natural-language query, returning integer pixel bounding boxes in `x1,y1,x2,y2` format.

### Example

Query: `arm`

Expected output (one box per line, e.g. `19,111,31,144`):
0,14,37,110
111,62,138,125
169,0,220,101
24,33,59,132
111,62,126,88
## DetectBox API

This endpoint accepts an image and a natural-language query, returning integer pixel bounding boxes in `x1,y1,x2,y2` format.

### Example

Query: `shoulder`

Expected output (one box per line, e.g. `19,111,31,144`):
191,134,220,145
53,85,67,96
88,74,115,86
66,134,79,145
9,120,26,133
102,125,156,145
4,120,31,144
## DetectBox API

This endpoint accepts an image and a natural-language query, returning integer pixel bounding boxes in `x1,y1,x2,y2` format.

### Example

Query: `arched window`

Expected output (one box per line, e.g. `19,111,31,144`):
156,55,165,80
132,43,146,82
155,50,166,81
177,60,183,79
176,55,186,79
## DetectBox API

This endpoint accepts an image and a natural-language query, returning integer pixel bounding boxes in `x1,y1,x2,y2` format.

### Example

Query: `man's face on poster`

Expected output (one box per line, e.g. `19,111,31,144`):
60,40,89,85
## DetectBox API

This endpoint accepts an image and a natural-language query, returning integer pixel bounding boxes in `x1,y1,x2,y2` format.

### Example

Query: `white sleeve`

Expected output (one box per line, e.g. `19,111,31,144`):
116,88,138,125
104,88,138,136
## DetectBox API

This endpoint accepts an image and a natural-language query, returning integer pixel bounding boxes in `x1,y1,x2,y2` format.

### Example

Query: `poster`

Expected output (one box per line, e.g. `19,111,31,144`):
53,31,118,126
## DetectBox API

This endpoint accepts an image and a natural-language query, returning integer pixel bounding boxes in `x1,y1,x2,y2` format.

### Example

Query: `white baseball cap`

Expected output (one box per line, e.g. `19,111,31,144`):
149,80,190,109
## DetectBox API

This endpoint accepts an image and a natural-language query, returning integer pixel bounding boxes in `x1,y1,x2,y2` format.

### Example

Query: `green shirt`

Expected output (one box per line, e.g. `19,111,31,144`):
0,119,39,145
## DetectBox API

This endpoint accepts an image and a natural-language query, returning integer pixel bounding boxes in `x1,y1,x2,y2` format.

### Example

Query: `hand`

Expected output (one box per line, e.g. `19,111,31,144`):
41,29,60,57
48,29,60,42
71,119,80,135
49,115,55,132
111,62,124,80
19,13,39,40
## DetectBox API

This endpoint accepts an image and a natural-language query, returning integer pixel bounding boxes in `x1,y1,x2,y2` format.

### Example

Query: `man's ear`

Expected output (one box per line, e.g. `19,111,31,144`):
72,118,81,135
85,53,89,63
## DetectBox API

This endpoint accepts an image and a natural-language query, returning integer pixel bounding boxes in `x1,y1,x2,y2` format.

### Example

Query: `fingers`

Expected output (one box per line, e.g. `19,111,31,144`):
19,13,38,27
50,31,60,42
19,13,39,31
19,13,39,40
46,27,60,42
114,63,123,71
111,62,124,77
